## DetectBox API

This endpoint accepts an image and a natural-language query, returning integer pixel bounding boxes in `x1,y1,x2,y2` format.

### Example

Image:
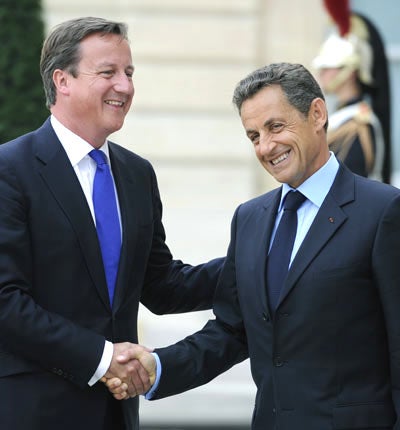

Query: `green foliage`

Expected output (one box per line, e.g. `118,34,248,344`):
0,0,48,144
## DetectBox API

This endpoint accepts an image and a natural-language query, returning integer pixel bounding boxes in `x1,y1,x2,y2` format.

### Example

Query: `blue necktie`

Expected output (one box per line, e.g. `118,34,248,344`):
89,149,121,304
266,191,306,311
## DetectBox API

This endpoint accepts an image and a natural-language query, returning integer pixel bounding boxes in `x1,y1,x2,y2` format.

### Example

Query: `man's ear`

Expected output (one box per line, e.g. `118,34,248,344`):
52,69,70,96
310,97,328,131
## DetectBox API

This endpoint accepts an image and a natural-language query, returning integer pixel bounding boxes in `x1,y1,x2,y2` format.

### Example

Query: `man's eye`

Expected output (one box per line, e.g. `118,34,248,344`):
100,70,114,76
249,134,259,144
271,123,284,132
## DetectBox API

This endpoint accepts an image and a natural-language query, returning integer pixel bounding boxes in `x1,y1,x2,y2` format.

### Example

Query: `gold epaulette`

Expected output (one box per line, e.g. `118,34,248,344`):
354,101,373,124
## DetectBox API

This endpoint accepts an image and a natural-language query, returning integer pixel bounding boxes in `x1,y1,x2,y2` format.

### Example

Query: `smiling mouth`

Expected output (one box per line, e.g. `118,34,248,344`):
105,100,124,107
271,150,290,166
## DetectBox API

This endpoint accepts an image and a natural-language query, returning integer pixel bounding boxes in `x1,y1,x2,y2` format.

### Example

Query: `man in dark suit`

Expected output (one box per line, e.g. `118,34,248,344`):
0,17,222,430
111,62,400,429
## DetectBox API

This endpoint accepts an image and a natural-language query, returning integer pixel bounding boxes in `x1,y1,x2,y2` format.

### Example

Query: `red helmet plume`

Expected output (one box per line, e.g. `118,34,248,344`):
323,0,351,36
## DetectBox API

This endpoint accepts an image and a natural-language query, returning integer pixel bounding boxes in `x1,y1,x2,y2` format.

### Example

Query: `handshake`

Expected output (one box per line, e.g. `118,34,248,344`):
101,342,156,400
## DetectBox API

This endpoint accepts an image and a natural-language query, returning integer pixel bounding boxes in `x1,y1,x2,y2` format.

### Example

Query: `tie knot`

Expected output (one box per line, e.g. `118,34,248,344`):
283,191,306,211
89,149,107,166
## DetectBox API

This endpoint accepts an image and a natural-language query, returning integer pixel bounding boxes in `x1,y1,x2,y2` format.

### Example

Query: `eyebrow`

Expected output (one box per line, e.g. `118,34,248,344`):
245,118,277,132
97,62,135,72
263,118,282,127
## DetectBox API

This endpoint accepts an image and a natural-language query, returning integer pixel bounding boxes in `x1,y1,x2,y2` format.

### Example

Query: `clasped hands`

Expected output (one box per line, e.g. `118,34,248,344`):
101,342,156,400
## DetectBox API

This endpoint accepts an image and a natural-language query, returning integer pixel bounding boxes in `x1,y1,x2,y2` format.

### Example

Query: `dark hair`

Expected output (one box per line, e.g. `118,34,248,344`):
232,62,328,131
40,17,128,108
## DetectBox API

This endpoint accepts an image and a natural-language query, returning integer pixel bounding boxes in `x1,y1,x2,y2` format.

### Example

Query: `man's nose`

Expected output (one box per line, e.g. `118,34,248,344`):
114,73,133,94
258,134,275,155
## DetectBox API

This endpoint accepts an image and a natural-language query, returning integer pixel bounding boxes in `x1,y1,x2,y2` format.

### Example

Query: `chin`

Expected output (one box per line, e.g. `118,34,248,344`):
109,121,125,133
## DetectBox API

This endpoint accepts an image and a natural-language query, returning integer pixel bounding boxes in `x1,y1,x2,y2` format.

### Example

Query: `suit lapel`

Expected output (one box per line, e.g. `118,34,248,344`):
34,120,110,309
250,189,282,315
108,145,138,312
277,166,355,308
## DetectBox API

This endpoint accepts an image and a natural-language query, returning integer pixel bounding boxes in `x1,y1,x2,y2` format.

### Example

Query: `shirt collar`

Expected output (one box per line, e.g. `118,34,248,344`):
280,152,339,210
50,115,110,166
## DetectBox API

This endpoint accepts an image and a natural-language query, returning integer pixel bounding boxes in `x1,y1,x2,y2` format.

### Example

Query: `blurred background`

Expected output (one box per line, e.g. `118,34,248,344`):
2,0,399,428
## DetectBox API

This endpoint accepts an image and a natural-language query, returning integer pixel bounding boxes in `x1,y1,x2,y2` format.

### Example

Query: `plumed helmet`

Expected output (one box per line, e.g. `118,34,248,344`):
312,18,374,86
314,0,391,183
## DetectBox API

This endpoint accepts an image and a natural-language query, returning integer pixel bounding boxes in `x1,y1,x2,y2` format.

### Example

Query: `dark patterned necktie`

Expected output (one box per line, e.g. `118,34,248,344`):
266,191,306,311
89,149,121,304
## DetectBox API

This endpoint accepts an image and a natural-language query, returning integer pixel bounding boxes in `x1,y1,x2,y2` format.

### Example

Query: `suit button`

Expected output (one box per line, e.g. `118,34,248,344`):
262,312,270,322
274,356,284,367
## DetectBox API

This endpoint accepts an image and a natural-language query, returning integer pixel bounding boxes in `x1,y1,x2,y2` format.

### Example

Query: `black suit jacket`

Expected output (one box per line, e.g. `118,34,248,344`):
0,118,222,430
153,165,400,430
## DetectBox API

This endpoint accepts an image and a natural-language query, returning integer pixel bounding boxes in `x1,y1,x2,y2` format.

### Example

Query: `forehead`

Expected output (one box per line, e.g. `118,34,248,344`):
240,85,294,123
78,32,132,60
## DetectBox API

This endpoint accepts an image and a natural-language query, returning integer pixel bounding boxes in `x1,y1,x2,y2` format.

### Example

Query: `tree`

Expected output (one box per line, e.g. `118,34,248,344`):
0,0,48,143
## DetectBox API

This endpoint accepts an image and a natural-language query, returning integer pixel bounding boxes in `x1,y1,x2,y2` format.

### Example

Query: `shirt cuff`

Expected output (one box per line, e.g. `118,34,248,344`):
144,352,162,399
88,340,113,386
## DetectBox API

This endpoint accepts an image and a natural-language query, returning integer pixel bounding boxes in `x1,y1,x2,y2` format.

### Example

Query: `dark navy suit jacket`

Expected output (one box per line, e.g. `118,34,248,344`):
0,118,222,430
153,164,400,430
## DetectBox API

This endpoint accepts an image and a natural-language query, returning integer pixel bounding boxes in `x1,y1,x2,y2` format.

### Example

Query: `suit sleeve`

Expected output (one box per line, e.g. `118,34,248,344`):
150,207,249,399
140,164,224,314
0,155,104,388
373,193,400,423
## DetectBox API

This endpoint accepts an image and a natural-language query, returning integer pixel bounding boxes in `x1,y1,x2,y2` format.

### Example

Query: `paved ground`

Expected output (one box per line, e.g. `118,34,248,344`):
142,426,249,430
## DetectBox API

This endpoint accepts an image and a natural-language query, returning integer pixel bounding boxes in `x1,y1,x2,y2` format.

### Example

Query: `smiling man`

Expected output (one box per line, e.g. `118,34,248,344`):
0,17,223,430
111,62,400,429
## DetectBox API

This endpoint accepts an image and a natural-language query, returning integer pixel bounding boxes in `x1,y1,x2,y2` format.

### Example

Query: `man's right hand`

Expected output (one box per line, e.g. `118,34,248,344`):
102,342,154,399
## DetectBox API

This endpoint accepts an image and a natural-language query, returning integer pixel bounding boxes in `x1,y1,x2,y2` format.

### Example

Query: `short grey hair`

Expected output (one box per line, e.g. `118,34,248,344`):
40,17,129,108
232,62,328,131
